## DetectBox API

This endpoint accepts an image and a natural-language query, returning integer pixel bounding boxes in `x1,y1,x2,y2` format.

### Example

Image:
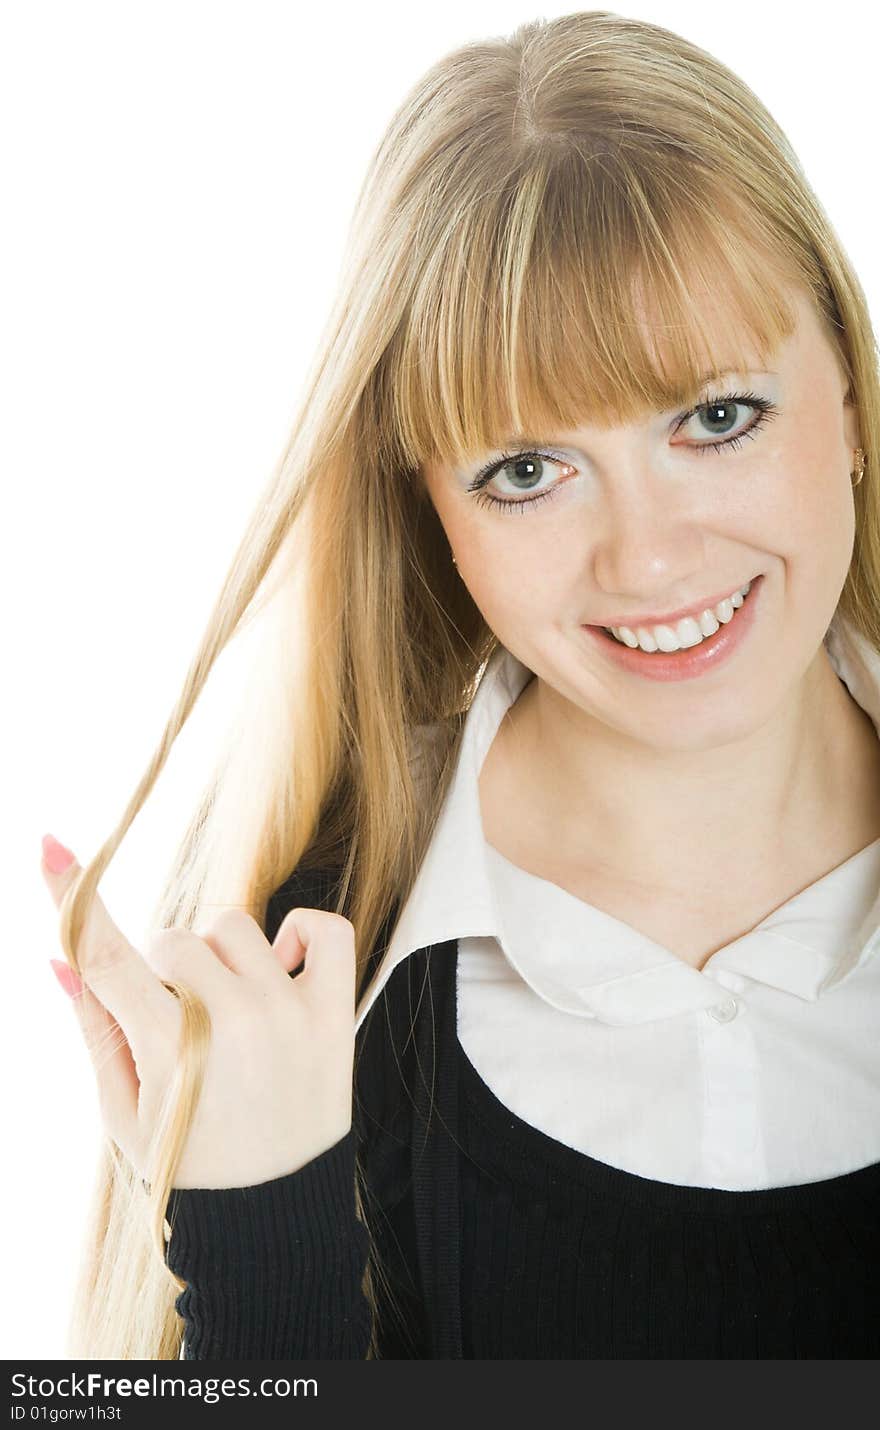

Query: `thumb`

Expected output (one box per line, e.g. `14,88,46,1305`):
272,908,309,978
272,907,356,998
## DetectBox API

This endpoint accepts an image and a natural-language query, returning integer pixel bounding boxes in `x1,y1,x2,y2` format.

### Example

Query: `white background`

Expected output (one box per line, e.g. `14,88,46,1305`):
2,0,877,1359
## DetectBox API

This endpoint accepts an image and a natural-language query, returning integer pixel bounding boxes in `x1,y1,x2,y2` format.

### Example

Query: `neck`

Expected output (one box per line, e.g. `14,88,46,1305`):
496,646,880,900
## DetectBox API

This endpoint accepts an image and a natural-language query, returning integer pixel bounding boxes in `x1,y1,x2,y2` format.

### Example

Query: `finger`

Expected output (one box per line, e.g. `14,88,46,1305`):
193,907,282,979
57,965,142,1162
275,908,356,1002
143,925,237,995
270,908,310,978
40,834,177,1059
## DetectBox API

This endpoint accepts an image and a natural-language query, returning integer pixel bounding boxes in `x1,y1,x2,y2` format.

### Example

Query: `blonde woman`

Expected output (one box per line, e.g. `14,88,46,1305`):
42,10,880,1360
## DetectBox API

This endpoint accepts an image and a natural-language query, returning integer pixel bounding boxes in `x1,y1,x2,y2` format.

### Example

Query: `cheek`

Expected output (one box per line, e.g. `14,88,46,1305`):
758,440,856,623
456,524,573,631
775,446,854,568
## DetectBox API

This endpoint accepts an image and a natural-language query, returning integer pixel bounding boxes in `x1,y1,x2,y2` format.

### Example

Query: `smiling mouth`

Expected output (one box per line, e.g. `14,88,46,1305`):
598,580,755,653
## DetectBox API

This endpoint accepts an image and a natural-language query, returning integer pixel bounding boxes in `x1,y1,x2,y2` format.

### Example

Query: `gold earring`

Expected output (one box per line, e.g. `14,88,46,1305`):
852,447,866,486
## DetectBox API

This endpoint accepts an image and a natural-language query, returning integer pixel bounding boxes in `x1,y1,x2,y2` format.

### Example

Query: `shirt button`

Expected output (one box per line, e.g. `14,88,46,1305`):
707,997,738,1023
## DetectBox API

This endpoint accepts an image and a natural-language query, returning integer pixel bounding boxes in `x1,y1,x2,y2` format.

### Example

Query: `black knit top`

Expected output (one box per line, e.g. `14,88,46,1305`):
455,1035,880,1357
165,879,880,1359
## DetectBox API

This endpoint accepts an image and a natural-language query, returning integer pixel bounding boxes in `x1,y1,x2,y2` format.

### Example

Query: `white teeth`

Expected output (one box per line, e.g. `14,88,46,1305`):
607,580,753,652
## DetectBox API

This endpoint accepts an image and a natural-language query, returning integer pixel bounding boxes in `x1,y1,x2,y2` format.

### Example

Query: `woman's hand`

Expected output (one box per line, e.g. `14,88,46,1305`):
41,834,358,1190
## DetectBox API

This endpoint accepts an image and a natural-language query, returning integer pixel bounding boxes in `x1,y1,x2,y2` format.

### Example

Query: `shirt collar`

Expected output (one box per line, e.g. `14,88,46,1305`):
356,608,880,1031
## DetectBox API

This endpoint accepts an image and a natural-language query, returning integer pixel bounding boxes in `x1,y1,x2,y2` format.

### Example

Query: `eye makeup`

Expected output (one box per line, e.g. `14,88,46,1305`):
463,388,779,515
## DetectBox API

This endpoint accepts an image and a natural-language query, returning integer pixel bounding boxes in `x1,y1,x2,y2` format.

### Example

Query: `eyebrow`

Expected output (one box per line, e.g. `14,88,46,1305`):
489,370,779,450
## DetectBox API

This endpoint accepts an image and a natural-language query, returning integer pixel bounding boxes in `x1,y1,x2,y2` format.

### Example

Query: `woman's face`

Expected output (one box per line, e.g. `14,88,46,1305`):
420,286,861,753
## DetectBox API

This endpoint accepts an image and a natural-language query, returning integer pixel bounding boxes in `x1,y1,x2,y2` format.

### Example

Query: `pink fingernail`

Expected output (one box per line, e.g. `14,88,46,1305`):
49,958,83,998
42,833,75,874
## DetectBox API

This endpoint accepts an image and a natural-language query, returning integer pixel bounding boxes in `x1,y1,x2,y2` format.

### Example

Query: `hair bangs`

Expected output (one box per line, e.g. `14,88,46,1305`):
388,151,800,473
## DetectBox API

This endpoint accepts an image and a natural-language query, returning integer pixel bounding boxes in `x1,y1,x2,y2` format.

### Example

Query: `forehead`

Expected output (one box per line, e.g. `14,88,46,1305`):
632,279,816,389
420,285,827,482
409,267,807,476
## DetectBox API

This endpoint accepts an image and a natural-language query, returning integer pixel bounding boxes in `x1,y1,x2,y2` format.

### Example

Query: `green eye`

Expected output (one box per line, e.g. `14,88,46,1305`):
466,391,779,515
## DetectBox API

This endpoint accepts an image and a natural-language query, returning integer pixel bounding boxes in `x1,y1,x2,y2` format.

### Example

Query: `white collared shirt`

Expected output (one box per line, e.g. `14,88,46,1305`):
356,610,880,1190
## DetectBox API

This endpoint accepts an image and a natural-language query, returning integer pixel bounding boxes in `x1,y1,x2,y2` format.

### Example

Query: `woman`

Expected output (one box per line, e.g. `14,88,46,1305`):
42,10,880,1358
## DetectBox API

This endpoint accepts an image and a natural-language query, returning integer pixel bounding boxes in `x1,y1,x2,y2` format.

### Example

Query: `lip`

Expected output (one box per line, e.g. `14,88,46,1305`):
581,574,765,683
592,580,754,631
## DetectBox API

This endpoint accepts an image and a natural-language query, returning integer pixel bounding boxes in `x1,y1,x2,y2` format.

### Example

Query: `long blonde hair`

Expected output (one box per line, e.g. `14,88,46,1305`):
56,9,879,1358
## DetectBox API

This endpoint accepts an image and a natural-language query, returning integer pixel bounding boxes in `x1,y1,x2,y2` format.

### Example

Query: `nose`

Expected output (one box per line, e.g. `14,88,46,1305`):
590,463,708,607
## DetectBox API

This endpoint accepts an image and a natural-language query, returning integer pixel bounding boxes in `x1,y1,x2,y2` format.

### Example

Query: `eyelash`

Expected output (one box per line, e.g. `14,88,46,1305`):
466,390,779,515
